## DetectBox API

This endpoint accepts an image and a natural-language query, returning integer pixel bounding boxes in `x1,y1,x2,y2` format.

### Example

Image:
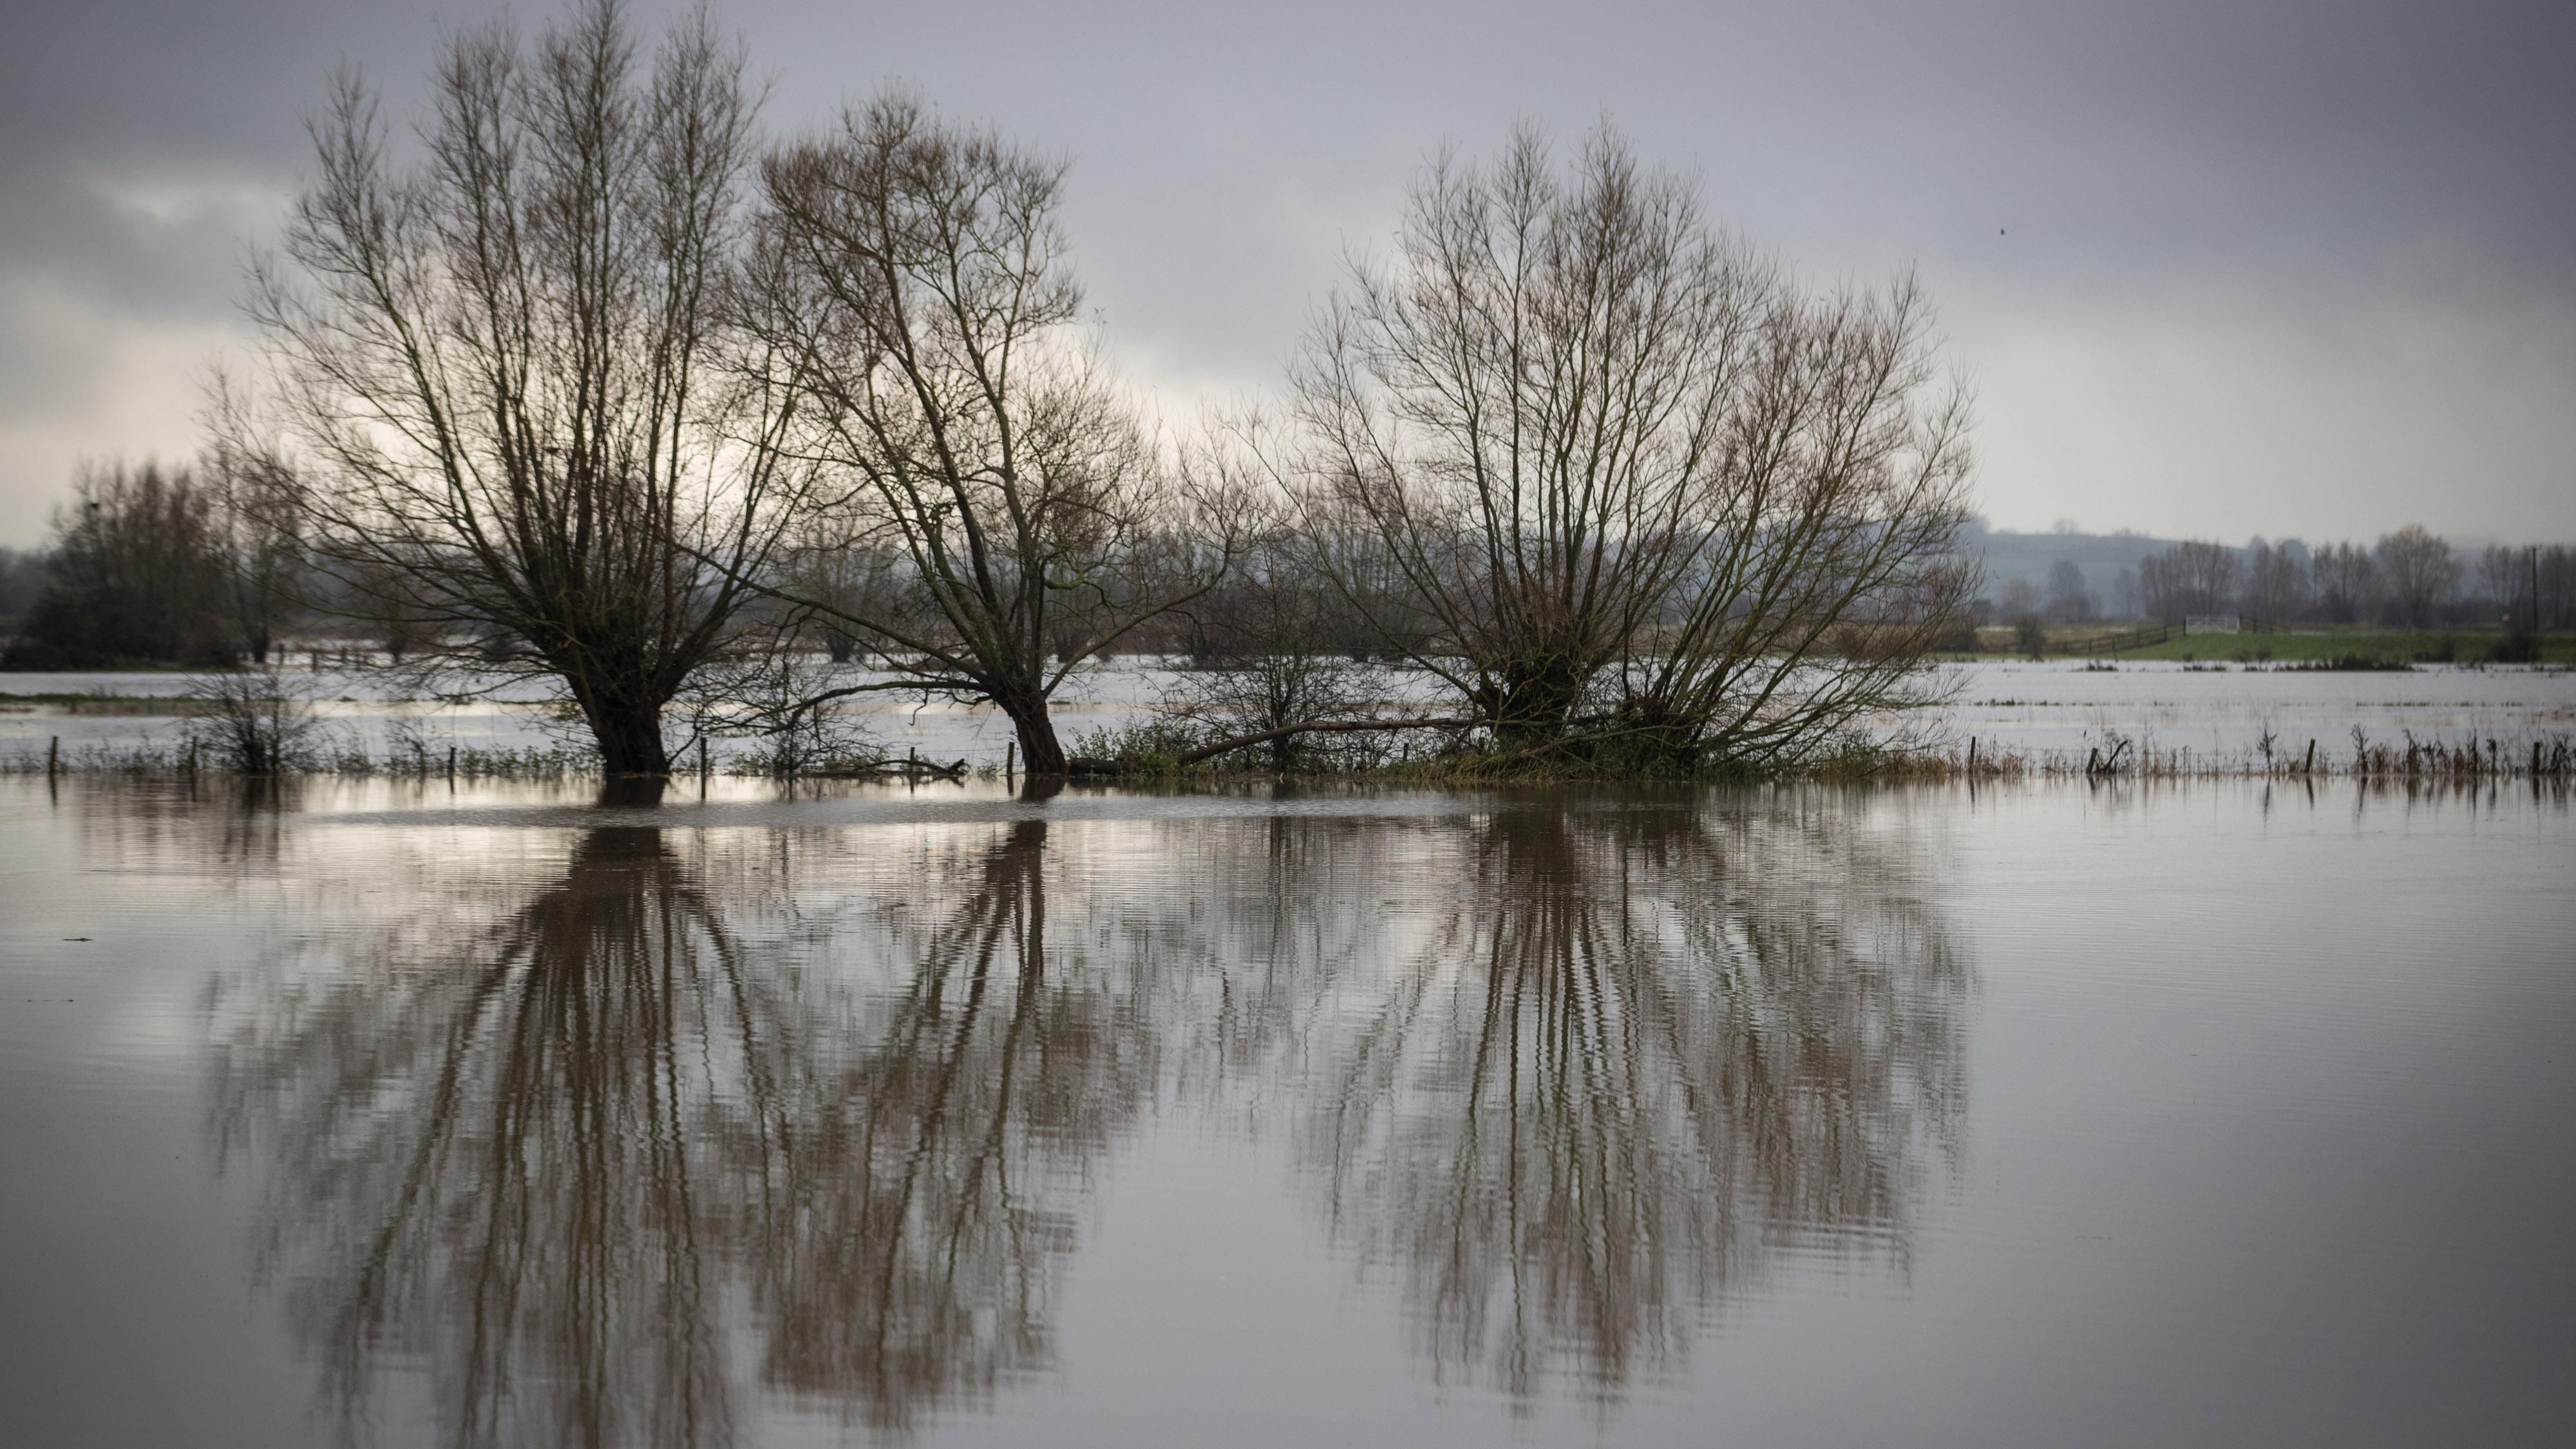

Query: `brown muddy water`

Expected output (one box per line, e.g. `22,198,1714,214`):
1,775,2570,1447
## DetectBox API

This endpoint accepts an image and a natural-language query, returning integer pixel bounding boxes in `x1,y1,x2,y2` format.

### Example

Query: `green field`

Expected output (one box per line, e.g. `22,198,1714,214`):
1949,626,2576,665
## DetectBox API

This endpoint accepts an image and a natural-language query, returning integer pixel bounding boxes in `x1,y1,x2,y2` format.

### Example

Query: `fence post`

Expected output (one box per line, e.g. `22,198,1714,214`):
48,735,61,778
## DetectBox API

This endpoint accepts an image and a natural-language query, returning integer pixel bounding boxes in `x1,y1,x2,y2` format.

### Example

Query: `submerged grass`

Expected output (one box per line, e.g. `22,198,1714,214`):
1071,716,2576,786
1861,728,2576,783
3,736,602,781
14,703,2574,788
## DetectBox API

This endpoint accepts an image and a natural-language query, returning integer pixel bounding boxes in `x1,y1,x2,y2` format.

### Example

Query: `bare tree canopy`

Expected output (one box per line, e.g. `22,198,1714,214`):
2374,524,2459,629
2309,541,2380,624
245,0,805,773
203,385,307,665
746,93,1244,775
6,460,239,667
1288,124,1976,770
2138,539,2240,621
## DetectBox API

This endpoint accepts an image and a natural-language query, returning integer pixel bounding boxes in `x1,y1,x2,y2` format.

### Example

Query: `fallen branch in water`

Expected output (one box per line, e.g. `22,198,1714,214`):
810,754,968,782
1174,716,1479,768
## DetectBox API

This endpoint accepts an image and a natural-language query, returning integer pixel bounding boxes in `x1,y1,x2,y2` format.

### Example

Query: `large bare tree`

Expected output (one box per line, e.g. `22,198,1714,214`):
247,0,807,773
1289,124,1974,770
747,95,1243,775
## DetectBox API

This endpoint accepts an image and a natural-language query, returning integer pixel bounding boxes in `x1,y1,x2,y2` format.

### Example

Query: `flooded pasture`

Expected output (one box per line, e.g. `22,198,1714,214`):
2,772,2571,1447
7,658,2574,770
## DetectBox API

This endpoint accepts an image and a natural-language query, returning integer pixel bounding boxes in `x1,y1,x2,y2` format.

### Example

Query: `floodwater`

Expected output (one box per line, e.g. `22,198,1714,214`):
6,658,2574,768
2,773,2570,1447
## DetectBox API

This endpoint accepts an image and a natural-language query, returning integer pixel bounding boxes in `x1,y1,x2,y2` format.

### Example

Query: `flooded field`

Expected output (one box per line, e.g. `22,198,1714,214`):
2,772,2570,1447
6,659,2574,770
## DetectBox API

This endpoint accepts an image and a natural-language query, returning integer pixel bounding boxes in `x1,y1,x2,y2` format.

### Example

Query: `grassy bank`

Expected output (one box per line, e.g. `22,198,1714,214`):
1944,625,2576,665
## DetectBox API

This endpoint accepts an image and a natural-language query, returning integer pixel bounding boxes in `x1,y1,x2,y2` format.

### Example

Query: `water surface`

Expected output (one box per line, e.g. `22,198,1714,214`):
1,775,2570,1446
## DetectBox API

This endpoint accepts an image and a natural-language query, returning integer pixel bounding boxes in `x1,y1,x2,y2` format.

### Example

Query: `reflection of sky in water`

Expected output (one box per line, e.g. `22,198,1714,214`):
0,777,2570,1447
7,659,2573,766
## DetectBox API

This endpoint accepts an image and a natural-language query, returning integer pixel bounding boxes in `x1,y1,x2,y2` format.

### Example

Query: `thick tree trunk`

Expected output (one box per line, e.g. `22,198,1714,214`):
998,691,1066,776
584,696,673,776
595,777,669,809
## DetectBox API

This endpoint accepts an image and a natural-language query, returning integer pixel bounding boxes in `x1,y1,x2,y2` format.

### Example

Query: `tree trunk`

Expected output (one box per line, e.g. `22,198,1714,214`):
596,777,669,809
585,696,673,776
998,692,1066,776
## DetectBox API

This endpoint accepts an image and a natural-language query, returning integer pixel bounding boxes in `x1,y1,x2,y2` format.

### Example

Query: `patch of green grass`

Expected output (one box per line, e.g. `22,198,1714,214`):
2098,629,2576,665
1942,627,2576,665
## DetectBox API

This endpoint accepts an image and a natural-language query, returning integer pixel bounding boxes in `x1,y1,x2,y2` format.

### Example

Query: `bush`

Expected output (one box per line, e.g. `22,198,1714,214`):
185,668,324,773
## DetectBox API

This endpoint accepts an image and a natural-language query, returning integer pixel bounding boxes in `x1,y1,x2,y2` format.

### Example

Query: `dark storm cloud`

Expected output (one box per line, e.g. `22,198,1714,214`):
3,0,2570,543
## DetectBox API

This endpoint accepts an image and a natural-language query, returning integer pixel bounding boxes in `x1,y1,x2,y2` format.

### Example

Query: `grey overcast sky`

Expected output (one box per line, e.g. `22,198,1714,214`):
2,0,2570,546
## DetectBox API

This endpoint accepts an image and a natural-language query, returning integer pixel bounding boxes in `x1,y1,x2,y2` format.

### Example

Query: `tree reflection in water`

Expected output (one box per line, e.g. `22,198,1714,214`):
208,810,1142,1447
743,817,1154,1431
1218,799,1970,1403
208,788,1967,1439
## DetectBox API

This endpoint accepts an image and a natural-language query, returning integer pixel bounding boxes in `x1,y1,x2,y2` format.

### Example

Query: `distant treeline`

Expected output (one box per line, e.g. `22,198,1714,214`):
1984,527,2572,631
2,459,302,669
0,545,46,632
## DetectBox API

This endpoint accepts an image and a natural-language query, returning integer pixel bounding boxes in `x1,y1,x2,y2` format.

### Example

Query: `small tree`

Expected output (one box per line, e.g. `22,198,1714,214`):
248,0,806,774
2374,525,2457,629
1162,534,1373,771
748,94,1244,775
188,666,325,773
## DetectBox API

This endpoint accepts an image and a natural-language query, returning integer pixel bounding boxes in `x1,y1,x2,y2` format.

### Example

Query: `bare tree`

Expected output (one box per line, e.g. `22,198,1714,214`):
2240,536,2308,622
2541,545,2575,630
6,460,236,667
245,0,806,773
2475,544,2524,623
745,94,1244,775
1289,124,1975,769
0,547,51,633
2137,540,2238,621
2045,559,2096,623
203,388,307,665
2110,565,2140,620
2309,541,2380,624
1161,532,1375,771
2374,524,2458,629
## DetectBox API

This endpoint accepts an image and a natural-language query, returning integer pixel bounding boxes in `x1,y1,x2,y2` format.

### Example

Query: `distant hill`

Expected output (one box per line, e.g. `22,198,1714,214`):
1961,522,2177,606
